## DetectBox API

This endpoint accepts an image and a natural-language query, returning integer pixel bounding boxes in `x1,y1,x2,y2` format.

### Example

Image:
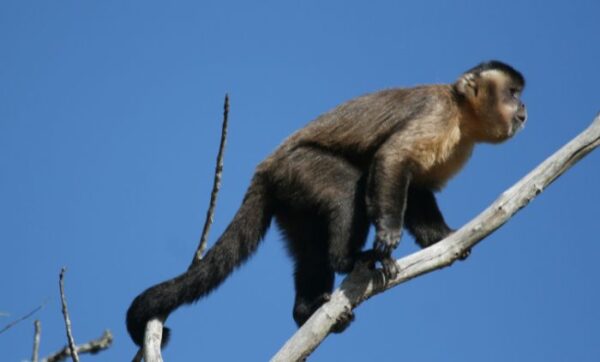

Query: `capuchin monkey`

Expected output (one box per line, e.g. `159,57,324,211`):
127,60,527,347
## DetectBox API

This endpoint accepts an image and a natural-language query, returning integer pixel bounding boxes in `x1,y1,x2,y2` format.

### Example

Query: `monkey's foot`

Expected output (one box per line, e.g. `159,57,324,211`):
330,255,356,274
307,293,355,333
331,309,355,334
312,293,331,306
458,248,471,260
294,293,333,328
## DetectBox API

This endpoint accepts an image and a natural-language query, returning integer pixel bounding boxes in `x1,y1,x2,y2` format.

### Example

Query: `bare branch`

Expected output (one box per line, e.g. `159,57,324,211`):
32,320,41,362
59,268,79,362
42,330,113,362
133,95,231,360
142,319,164,362
272,113,600,361
0,301,46,335
190,93,230,268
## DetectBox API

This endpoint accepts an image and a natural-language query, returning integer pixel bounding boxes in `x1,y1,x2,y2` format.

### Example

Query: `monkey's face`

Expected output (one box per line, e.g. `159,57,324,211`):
472,70,527,143
497,78,527,139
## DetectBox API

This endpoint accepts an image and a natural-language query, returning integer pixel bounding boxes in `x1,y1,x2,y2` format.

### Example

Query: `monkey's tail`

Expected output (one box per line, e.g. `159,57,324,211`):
126,172,273,347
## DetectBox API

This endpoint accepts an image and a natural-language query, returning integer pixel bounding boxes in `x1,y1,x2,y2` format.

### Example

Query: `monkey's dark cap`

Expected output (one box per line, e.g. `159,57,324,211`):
467,60,525,87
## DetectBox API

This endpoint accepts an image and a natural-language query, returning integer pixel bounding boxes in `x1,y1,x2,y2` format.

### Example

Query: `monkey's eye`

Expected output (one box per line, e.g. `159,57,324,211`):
508,88,520,99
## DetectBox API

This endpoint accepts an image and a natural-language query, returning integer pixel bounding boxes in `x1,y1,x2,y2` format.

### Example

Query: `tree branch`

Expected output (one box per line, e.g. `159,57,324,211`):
32,320,41,362
59,268,79,362
141,319,164,362
271,112,600,361
190,93,230,268
135,95,230,361
42,330,113,362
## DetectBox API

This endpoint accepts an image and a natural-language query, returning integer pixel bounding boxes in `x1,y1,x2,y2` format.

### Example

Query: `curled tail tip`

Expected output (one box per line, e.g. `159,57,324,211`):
129,324,171,348
126,293,152,347
126,309,171,348
126,174,271,348
126,301,146,347
162,327,171,347
127,288,174,348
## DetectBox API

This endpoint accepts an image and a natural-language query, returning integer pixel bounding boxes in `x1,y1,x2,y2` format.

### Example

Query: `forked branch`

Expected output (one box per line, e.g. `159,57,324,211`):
42,330,113,362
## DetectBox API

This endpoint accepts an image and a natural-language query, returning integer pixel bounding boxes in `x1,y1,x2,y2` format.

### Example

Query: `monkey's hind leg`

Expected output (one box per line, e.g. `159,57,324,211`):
292,241,355,334
325,174,370,276
270,146,365,332
277,211,355,334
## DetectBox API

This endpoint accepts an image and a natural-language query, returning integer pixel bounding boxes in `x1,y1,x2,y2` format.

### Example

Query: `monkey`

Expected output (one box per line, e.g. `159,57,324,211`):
126,60,527,348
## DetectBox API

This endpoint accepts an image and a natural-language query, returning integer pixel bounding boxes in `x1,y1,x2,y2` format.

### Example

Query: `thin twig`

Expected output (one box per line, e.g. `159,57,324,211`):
42,330,113,362
0,301,47,335
32,320,41,362
271,112,600,361
59,268,79,362
132,348,144,362
189,93,230,268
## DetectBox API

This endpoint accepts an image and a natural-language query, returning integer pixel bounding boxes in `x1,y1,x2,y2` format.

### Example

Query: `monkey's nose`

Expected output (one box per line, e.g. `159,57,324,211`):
516,105,527,123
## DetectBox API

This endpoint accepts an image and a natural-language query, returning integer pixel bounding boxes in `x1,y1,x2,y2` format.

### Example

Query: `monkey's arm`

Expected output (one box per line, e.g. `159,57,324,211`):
404,186,452,248
404,186,472,259
366,134,414,257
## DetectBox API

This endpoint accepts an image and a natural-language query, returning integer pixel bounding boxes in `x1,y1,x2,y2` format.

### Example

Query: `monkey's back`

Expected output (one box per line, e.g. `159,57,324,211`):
260,85,458,172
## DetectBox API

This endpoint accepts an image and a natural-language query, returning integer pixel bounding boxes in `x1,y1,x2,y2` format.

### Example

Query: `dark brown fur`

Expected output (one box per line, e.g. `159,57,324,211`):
127,60,526,347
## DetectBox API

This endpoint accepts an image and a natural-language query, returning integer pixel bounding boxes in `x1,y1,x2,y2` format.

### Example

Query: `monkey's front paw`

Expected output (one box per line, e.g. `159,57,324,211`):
374,230,401,255
357,250,399,280
380,256,399,280
312,293,331,307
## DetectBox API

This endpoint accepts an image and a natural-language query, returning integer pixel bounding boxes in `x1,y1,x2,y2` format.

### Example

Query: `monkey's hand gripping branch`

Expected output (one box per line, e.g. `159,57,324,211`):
271,112,600,362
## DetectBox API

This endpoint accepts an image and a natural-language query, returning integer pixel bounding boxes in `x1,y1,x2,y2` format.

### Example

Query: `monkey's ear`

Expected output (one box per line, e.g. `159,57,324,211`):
455,73,478,98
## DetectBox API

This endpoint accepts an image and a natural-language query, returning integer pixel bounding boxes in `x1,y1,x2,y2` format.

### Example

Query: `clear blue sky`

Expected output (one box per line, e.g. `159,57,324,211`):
2,1,599,361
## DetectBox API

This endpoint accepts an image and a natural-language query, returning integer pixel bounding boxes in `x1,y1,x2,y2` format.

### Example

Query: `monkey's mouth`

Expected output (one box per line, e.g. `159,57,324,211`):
511,107,527,135
513,106,527,131
511,116,526,134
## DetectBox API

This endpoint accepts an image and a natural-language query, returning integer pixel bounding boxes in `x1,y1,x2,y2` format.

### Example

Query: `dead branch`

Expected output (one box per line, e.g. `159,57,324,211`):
136,95,230,361
59,268,79,362
271,112,600,361
32,320,41,362
42,330,113,362
141,319,164,362
190,93,230,268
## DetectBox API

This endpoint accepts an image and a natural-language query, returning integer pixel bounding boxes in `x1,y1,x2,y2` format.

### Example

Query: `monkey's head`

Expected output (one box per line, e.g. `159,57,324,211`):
454,60,527,143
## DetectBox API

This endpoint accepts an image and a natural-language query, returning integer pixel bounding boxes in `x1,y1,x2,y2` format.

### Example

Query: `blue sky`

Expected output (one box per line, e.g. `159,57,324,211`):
2,1,599,361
